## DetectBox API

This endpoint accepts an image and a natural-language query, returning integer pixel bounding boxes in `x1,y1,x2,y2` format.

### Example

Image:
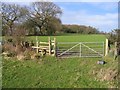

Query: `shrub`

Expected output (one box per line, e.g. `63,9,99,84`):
15,44,25,55
34,53,41,59
24,49,31,60
7,51,16,57
17,53,25,60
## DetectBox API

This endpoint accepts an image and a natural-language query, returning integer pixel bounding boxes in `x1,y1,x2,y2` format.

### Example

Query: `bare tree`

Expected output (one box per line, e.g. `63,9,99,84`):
28,1,62,35
2,3,29,35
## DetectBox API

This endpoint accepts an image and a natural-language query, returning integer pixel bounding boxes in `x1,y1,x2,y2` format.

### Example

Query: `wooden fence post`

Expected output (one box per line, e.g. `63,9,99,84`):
105,39,108,56
114,42,118,60
36,36,39,53
48,37,51,55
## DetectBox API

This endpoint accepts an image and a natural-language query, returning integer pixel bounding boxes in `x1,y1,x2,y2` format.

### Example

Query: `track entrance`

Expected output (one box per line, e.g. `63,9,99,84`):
57,42,104,58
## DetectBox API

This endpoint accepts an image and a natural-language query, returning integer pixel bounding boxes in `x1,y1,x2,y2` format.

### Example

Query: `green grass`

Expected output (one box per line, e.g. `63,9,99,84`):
2,56,117,88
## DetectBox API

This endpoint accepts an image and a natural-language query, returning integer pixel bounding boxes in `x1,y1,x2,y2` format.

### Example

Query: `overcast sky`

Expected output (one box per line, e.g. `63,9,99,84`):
1,0,119,32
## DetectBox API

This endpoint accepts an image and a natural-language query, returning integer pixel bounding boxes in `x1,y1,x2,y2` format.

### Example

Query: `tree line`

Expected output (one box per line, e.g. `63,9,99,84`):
2,2,101,36
61,24,100,34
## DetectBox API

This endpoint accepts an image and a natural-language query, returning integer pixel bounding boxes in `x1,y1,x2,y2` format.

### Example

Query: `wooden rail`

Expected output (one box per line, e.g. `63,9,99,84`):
32,37,56,56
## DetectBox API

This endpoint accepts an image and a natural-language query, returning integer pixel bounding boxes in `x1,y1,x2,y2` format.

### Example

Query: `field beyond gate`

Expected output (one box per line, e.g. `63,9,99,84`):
27,34,106,42
57,42,104,58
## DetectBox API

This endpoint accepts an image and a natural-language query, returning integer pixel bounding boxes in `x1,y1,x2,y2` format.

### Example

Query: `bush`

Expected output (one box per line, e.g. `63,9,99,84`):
34,53,41,59
2,43,17,57
23,49,32,60
15,44,25,55
17,53,25,60
7,51,16,57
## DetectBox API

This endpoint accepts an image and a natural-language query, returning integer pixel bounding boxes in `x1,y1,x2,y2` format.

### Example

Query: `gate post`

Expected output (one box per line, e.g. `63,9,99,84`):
105,39,108,56
114,42,118,60
36,36,39,53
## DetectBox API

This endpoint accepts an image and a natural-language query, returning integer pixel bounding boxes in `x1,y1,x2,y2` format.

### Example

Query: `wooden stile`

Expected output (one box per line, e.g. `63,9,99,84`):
32,37,57,56
48,37,51,55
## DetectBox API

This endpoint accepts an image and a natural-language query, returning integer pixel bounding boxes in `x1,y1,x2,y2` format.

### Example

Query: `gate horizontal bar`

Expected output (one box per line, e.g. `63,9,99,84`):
58,42,104,44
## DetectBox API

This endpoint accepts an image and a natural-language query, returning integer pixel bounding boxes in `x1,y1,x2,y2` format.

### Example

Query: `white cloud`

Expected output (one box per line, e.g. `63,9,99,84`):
88,2,118,11
61,9,118,32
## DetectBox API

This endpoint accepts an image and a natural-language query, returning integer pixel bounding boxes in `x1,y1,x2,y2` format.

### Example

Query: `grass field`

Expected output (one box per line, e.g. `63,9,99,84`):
2,34,118,88
2,56,118,88
27,34,106,42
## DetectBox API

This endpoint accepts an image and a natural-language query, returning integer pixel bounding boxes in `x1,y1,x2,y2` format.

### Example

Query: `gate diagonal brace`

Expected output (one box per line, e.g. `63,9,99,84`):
81,43,103,57
58,43,80,57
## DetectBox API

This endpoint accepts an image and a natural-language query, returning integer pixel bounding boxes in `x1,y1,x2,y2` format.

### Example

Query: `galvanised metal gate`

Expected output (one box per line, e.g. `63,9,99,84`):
57,42,104,58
